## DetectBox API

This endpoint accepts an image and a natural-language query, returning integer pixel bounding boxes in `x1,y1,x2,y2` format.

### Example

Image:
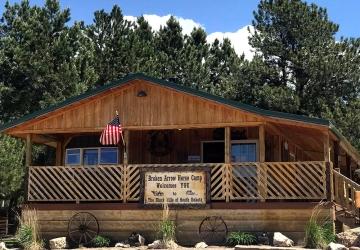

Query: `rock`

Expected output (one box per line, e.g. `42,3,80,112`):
164,240,178,249
327,242,348,250
273,232,294,247
128,232,146,246
350,247,360,250
0,242,7,250
337,227,360,247
49,237,68,249
115,242,130,248
148,239,178,249
148,240,164,249
195,242,208,248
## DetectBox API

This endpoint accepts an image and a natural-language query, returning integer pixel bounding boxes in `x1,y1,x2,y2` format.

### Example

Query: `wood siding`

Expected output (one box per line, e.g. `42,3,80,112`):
8,80,263,134
33,205,332,245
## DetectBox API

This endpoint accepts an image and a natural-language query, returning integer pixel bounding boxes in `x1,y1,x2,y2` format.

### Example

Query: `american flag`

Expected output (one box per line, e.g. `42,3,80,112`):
100,115,122,145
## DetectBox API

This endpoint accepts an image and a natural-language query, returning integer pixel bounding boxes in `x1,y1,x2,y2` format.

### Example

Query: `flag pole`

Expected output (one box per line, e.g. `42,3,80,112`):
116,110,126,150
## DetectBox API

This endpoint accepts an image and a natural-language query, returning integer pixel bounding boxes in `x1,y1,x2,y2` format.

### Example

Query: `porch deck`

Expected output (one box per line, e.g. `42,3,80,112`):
27,161,329,203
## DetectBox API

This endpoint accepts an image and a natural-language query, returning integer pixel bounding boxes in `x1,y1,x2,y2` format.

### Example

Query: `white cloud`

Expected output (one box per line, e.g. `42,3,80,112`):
124,14,202,36
207,25,255,60
124,14,255,59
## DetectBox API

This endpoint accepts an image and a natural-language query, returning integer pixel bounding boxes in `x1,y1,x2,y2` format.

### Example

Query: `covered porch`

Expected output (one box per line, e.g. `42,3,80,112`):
24,122,335,204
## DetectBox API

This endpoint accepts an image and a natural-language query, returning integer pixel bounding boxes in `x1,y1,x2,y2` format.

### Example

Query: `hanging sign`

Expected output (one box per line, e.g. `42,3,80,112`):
140,167,210,207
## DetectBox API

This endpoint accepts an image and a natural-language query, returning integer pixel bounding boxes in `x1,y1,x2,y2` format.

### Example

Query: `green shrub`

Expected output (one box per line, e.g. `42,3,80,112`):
227,232,257,246
304,202,335,248
91,235,111,248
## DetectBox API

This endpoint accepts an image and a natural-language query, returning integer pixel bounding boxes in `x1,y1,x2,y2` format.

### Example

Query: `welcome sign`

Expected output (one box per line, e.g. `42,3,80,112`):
140,167,210,206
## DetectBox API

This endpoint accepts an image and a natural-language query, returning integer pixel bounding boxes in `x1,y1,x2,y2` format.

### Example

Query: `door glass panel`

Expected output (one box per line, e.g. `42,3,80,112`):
83,149,98,165
231,143,257,162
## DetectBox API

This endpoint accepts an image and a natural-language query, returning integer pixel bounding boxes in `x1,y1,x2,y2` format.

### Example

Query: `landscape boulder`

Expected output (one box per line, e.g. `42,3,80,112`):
49,237,68,249
255,232,271,245
273,232,294,247
195,241,208,248
148,240,164,249
0,242,7,250
337,227,360,247
115,242,130,248
327,242,348,250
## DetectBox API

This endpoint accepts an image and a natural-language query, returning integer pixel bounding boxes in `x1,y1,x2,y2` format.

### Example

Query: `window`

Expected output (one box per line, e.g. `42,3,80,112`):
83,149,99,165
66,147,118,165
66,149,81,165
100,148,118,164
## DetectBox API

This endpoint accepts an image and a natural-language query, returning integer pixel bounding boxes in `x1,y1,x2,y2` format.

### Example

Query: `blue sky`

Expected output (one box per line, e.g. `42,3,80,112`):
1,0,359,37
1,0,359,59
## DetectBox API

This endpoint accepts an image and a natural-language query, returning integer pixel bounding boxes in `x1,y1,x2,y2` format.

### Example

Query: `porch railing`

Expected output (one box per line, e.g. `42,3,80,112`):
27,161,328,202
333,170,360,214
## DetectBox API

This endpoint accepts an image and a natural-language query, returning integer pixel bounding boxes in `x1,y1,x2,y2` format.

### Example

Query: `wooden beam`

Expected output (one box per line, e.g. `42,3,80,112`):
346,154,352,179
259,124,265,162
9,122,264,134
224,127,231,164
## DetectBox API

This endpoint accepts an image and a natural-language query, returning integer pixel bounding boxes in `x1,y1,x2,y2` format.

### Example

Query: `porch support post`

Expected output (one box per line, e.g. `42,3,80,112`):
56,140,62,166
259,124,265,162
346,154,352,179
258,124,266,201
25,134,32,202
224,127,231,202
122,130,129,203
333,140,339,170
323,132,331,163
323,132,334,202
224,127,231,164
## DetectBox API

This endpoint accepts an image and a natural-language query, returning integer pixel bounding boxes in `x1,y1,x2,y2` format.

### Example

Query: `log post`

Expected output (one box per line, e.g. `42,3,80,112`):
122,130,130,203
259,124,266,201
25,134,32,202
55,140,62,166
323,132,334,202
224,127,231,202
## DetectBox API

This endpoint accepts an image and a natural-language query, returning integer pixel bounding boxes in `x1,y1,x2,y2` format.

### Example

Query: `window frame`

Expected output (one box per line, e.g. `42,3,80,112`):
65,147,119,166
201,139,259,163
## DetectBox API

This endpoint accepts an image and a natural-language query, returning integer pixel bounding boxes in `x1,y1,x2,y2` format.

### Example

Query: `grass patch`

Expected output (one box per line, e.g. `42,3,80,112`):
158,202,176,245
227,232,257,246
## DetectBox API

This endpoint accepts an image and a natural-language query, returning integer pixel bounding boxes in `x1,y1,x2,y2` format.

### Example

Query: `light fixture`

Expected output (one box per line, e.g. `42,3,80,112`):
137,90,147,97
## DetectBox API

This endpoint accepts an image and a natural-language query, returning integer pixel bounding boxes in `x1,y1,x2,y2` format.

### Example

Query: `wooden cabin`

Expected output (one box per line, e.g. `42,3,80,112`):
1,73,360,245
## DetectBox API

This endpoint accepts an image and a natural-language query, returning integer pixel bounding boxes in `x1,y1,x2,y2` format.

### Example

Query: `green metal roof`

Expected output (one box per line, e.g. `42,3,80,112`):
0,72,331,132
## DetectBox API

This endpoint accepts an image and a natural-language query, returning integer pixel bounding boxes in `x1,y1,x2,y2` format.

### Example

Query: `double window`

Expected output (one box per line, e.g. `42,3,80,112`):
66,147,118,165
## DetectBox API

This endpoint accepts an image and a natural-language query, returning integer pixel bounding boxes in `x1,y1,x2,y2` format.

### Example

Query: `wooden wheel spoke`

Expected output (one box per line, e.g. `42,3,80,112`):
68,212,99,246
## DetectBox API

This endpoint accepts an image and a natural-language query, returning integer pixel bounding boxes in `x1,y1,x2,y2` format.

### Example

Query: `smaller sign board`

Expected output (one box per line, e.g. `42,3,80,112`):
140,166,210,207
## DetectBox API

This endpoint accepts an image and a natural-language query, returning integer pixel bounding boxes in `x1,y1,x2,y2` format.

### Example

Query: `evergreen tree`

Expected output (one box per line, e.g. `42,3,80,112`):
0,0,97,121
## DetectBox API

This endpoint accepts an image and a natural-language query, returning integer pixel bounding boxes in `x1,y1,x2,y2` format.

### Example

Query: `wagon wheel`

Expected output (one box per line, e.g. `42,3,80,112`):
68,212,99,246
198,216,228,245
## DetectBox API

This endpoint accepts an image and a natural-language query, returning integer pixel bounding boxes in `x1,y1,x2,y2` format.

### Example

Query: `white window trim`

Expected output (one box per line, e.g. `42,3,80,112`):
201,140,259,163
65,147,119,166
